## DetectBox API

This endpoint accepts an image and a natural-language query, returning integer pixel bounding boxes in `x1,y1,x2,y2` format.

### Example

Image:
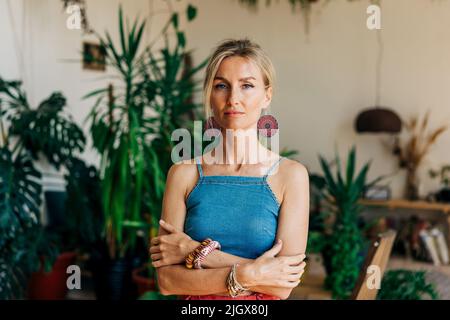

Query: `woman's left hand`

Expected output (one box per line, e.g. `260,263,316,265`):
149,220,198,268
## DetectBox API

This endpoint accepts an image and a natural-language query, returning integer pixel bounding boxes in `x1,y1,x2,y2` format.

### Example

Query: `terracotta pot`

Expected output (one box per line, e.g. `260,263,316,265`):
27,252,77,300
132,264,156,296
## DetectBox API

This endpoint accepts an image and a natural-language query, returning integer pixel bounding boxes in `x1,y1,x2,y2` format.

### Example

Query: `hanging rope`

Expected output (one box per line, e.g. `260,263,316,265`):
375,26,384,107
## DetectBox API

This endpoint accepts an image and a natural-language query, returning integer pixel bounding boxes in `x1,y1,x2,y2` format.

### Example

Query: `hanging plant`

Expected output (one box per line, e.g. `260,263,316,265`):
236,0,382,34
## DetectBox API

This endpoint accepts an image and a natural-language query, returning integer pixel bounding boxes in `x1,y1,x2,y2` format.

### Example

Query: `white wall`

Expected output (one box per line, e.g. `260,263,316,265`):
2,0,450,198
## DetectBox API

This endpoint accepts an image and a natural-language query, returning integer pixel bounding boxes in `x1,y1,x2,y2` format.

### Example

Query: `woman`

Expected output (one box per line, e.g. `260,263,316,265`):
149,39,309,300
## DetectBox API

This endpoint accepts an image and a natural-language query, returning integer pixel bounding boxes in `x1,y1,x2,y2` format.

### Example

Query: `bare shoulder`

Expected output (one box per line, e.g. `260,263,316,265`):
279,158,309,188
167,158,201,200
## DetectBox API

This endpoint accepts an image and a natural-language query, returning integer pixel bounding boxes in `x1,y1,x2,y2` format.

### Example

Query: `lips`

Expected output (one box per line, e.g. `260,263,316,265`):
224,110,245,116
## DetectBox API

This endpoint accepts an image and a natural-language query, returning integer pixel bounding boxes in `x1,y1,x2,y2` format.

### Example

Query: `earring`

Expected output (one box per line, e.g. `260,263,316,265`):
258,113,278,138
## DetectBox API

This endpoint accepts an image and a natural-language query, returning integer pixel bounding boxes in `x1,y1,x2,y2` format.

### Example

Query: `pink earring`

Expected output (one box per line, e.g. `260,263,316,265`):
258,114,278,137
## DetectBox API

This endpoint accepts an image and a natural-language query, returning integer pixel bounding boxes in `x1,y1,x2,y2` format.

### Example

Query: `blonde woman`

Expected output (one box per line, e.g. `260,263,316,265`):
149,39,309,300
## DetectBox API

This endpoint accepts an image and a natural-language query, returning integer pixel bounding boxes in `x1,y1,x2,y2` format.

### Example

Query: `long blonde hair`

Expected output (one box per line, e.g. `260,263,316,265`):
203,38,276,118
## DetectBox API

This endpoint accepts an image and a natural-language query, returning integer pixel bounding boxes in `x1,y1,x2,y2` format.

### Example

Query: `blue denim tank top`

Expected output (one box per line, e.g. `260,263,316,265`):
184,157,284,259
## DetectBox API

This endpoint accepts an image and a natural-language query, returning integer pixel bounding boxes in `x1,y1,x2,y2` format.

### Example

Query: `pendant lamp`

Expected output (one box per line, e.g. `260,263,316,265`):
355,28,402,134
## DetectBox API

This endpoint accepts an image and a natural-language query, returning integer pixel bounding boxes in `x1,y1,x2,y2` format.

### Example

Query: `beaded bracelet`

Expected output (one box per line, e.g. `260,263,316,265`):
185,238,221,269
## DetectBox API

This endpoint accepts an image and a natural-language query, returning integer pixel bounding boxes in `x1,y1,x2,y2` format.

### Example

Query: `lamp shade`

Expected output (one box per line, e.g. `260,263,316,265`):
355,107,402,133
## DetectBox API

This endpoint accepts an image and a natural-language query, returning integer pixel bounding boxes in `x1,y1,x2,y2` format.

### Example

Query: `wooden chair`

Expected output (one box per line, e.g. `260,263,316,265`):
350,229,397,300
289,229,397,300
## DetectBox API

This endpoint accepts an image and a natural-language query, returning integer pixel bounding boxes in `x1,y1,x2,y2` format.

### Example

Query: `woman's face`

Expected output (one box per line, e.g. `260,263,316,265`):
210,56,272,130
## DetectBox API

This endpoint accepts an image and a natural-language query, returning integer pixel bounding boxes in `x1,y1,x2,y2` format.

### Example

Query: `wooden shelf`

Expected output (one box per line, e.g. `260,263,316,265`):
360,199,450,214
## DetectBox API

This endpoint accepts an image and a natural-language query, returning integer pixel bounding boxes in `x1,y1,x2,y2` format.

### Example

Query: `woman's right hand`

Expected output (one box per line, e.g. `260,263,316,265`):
237,240,306,288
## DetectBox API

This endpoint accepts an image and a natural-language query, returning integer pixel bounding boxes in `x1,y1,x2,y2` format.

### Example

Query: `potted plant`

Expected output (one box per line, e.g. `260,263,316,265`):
316,146,385,299
83,5,207,300
391,111,448,200
0,78,86,299
429,165,450,203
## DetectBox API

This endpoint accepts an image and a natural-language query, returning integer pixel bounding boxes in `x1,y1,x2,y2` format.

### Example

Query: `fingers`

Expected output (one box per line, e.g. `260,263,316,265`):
283,254,306,266
286,271,304,282
262,239,283,257
287,261,306,273
151,253,162,261
159,219,178,233
150,237,160,246
149,246,160,254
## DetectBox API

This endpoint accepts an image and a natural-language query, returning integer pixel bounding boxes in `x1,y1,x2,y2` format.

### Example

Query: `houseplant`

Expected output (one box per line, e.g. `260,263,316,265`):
429,165,450,203
377,269,439,300
84,4,207,299
0,77,86,299
392,111,448,200
317,146,384,299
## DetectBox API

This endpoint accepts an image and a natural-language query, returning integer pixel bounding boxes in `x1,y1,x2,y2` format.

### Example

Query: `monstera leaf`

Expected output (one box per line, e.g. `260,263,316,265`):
0,147,42,241
0,146,42,299
9,92,85,168
0,78,85,169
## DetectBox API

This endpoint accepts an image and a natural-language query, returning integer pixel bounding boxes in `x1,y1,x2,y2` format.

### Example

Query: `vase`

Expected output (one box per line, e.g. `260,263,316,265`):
405,166,420,201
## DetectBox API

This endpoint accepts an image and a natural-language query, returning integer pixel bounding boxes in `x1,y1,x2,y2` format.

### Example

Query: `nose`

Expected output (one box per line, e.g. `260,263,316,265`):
227,87,241,106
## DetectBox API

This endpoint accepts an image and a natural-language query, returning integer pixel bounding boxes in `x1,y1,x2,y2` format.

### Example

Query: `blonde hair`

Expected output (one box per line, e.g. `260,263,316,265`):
203,38,276,118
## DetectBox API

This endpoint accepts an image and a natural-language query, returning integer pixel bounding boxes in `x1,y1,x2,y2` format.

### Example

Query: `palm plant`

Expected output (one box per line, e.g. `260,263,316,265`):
318,146,383,299
84,5,206,261
0,78,85,299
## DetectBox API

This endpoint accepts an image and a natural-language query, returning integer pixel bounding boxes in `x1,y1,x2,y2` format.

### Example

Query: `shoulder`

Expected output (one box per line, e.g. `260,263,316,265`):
167,158,199,181
166,158,201,199
279,158,309,189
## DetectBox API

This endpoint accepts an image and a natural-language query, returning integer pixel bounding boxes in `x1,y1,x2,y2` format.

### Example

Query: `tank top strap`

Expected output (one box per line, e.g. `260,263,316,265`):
263,157,285,180
195,157,204,178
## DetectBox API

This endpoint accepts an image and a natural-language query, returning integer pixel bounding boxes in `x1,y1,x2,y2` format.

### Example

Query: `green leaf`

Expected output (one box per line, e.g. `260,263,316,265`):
177,32,186,48
346,145,356,189
186,4,197,22
119,5,128,57
171,13,179,29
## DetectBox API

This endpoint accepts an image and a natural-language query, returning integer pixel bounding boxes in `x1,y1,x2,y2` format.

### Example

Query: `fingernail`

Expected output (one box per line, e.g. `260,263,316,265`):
159,219,164,224
278,239,282,244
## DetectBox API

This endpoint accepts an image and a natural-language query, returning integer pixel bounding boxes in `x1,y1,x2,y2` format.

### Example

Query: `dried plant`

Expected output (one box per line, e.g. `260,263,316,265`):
393,111,448,199
397,111,448,171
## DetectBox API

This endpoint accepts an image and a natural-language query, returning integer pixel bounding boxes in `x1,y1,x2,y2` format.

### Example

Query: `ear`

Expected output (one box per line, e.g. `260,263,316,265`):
261,86,273,110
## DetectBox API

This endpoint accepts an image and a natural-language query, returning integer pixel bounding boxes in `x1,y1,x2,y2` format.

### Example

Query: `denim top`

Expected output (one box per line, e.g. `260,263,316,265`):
184,157,284,259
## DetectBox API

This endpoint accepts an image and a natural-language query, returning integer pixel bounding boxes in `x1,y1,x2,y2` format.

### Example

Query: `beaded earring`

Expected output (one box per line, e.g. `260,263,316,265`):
257,111,278,138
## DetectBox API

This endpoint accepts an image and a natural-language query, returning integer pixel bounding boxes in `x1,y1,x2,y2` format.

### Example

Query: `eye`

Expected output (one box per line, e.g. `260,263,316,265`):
214,83,228,90
242,83,254,89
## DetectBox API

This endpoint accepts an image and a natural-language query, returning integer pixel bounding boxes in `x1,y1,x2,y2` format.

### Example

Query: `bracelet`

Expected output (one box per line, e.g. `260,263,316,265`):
227,264,250,298
185,238,221,269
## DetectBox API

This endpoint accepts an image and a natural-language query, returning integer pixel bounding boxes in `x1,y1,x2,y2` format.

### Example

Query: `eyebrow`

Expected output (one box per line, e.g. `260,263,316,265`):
214,76,256,82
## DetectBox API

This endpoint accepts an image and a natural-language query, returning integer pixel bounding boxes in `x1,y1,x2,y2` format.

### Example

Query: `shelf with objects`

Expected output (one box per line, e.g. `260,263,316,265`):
359,199,450,267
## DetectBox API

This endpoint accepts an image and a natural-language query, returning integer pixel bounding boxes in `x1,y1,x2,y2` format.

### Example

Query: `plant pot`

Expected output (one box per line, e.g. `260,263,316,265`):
90,256,138,300
132,263,157,296
27,252,77,300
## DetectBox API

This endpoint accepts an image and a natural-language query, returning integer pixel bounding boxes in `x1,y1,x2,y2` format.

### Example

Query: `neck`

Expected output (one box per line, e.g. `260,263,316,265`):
210,127,271,165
